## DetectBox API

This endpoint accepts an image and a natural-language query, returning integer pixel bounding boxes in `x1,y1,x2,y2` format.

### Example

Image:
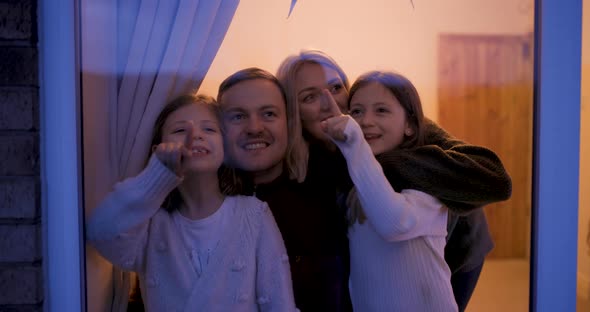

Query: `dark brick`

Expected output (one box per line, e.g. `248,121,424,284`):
0,48,37,86
0,88,38,130
0,177,37,218
0,224,39,262
0,267,42,305
0,1,33,41
0,133,39,176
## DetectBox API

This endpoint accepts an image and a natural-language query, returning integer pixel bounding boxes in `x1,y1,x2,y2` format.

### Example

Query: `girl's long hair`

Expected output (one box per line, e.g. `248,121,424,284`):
348,71,425,149
347,71,426,225
276,51,350,179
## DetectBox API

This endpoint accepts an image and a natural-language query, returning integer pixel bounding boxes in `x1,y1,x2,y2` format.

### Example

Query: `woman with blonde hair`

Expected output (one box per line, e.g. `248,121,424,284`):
276,50,512,312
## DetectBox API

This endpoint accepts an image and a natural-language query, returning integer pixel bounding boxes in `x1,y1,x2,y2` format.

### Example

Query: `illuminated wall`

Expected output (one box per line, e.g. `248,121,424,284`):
200,0,533,120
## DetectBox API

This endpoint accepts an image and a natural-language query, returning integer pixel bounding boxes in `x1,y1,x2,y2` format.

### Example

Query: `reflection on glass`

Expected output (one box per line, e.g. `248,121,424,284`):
82,0,535,311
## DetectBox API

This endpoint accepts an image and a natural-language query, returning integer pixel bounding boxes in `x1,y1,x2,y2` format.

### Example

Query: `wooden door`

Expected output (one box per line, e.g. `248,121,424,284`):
438,34,534,258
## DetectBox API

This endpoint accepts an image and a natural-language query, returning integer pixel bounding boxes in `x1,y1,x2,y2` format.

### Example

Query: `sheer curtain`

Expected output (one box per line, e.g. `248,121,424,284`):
81,0,239,311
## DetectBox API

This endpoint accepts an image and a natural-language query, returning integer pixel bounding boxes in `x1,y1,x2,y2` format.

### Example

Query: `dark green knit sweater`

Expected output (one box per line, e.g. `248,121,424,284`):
376,118,512,215
374,118,512,273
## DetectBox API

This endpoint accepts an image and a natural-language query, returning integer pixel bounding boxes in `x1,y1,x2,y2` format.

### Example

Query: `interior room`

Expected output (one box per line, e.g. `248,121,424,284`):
78,0,588,311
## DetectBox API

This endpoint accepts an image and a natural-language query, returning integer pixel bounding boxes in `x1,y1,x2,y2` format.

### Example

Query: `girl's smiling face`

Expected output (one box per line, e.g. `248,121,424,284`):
349,82,414,155
161,103,224,173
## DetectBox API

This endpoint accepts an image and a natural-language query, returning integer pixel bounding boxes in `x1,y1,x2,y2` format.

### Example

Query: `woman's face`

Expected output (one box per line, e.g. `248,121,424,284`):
294,63,348,145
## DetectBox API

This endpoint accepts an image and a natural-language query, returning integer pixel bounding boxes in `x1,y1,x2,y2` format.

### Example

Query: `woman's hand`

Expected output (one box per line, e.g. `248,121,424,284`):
153,121,194,176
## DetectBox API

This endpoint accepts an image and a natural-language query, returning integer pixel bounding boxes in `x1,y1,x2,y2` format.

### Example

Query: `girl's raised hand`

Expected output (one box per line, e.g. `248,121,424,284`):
320,89,350,142
153,121,194,176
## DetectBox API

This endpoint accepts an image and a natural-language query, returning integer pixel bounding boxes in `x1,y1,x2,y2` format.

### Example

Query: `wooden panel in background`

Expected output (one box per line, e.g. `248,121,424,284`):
438,34,534,258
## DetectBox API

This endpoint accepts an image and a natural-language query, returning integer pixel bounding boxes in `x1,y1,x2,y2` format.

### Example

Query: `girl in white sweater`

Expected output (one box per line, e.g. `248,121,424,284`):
86,94,296,312
321,71,458,312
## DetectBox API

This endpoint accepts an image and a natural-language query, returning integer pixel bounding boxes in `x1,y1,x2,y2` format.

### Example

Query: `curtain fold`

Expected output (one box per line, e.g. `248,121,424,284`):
181,0,240,93
82,0,240,311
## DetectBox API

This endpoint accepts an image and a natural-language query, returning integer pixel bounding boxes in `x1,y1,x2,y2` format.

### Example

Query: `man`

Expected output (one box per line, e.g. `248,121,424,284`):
217,67,352,312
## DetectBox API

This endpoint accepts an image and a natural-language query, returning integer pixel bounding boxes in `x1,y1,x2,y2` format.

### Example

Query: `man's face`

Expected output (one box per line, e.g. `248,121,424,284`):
219,79,289,183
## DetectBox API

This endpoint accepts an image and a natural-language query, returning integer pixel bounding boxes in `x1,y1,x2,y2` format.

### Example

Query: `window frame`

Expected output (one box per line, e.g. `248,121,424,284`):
530,0,582,311
39,0,85,311
39,0,582,310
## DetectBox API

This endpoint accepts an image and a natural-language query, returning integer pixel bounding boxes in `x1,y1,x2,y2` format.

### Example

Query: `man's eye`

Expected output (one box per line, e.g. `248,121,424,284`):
172,128,185,134
204,127,218,133
230,113,245,121
263,111,277,118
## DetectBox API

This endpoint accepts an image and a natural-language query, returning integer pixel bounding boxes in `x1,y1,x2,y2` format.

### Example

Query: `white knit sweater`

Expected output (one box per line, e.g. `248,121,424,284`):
334,117,458,312
86,156,297,312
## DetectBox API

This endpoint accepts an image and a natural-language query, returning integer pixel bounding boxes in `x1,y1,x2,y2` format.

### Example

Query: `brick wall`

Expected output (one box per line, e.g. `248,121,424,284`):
0,1,43,311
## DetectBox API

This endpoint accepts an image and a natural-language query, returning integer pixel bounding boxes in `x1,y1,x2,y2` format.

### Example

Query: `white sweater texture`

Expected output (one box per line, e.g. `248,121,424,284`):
334,117,458,312
86,156,297,312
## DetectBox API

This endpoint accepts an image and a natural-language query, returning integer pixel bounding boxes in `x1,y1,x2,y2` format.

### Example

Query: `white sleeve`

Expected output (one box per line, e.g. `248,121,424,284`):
85,155,182,271
334,116,448,241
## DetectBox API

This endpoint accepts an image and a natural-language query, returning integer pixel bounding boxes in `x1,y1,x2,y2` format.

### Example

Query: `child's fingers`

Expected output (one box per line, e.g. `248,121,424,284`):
322,89,343,116
154,142,184,175
181,146,193,158
320,89,348,141
323,115,349,132
166,143,183,171
321,115,349,142
184,121,195,150
181,121,194,159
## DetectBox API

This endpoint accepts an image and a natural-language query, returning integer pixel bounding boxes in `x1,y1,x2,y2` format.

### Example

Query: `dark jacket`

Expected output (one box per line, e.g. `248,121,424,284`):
247,166,351,312
374,118,512,273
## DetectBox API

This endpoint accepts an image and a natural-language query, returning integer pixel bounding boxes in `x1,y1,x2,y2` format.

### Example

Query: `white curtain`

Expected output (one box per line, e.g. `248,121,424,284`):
81,0,239,311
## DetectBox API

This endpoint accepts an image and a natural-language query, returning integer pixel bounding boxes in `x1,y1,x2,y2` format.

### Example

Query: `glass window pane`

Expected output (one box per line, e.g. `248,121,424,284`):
81,1,537,311
202,2,534,309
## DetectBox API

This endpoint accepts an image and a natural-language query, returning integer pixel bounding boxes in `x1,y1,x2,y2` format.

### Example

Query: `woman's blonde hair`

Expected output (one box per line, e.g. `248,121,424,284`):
217,67,308,182
276,50,350,99
347,71,427,226
275,51,351,177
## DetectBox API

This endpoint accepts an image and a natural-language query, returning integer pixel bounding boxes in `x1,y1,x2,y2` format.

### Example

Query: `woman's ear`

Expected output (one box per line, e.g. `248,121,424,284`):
404,126,414,136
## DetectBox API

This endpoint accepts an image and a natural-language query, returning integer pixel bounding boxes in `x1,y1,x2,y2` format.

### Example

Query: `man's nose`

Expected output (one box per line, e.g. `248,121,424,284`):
245,116,264,134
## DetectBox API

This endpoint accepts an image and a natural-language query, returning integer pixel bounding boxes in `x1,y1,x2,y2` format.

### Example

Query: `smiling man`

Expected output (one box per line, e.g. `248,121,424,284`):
217,69,290,184
216,67,352,311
